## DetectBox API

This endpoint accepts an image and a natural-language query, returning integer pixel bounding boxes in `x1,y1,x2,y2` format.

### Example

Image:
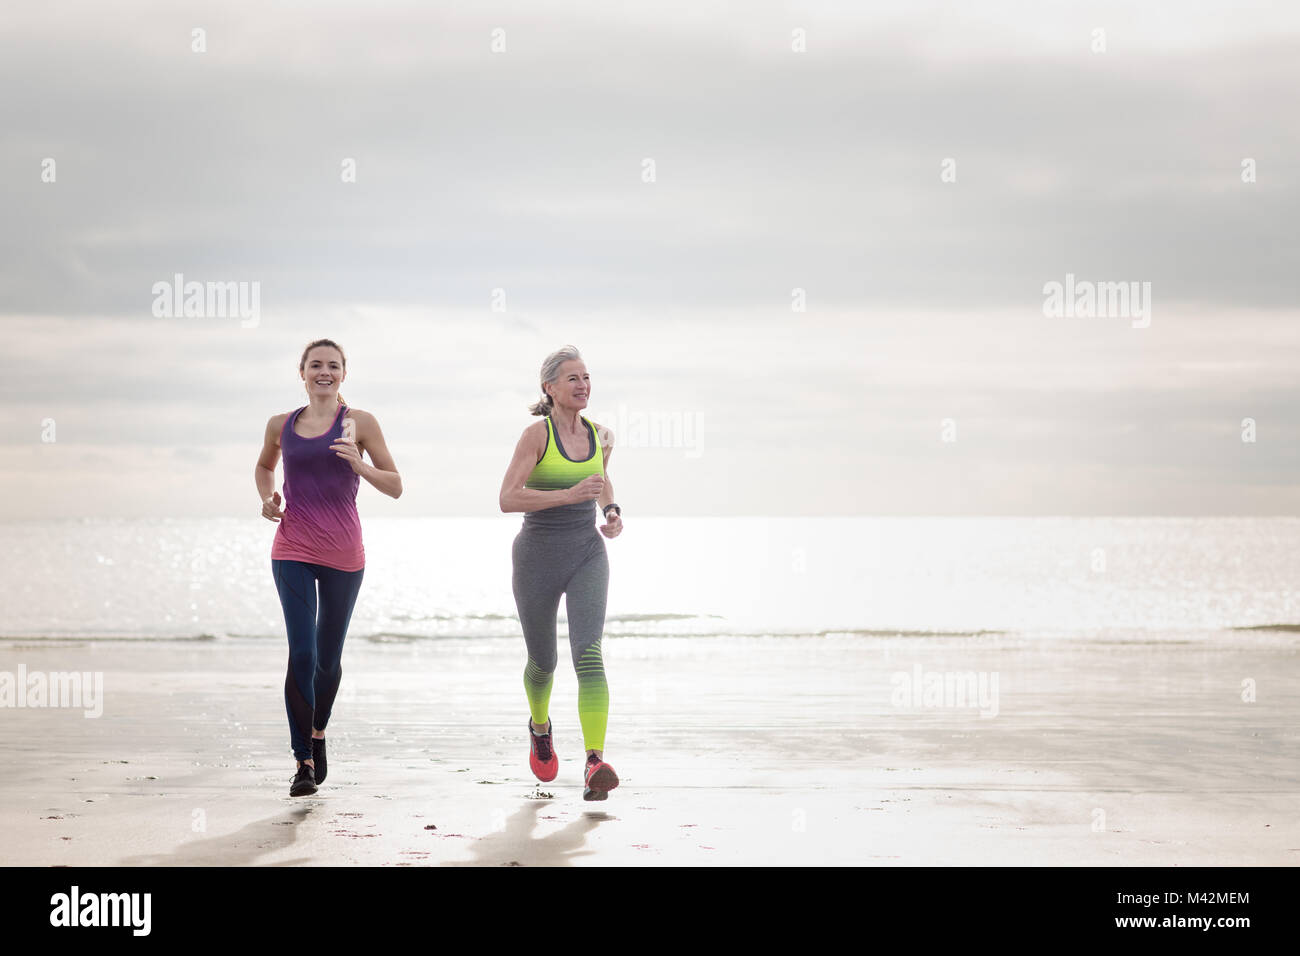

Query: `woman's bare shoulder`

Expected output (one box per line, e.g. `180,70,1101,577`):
520,418,548,455
267,411,291,438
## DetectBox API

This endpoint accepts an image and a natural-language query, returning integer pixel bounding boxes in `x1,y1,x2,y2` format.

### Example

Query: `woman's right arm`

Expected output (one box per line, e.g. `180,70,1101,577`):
499,423,603,513
256,415,286,521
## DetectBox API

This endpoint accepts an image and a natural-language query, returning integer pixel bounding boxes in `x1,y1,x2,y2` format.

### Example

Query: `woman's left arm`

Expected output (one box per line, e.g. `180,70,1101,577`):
596,425,621,538
333,410,403,499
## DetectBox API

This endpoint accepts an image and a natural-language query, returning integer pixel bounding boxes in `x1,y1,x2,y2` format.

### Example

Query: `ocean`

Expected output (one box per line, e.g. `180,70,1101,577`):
2,517,1298,643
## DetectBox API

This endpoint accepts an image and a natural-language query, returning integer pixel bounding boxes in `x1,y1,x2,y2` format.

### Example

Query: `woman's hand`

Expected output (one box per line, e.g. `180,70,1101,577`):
262,491,285,522
600,511,623,539
569,474,604,503
330,437,366,475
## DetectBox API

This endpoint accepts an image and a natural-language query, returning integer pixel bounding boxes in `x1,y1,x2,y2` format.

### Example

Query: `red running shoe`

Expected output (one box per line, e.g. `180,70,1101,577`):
529,720,558,782
583,753,619,801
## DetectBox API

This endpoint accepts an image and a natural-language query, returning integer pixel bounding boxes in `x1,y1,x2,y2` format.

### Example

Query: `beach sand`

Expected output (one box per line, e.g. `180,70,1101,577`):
1,633,1296,866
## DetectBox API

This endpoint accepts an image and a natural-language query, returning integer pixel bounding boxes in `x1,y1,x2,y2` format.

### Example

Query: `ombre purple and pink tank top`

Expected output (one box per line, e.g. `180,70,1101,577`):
270,403,365,571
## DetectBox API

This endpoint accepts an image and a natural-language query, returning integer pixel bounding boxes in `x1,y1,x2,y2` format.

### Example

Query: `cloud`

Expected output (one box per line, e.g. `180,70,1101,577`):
3,2,1298,515
3,1,1298,318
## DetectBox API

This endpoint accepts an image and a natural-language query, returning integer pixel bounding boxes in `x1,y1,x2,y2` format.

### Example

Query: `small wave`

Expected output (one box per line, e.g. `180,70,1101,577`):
816,628,1007,638
365,632,425,643
387,613,518,623
607,613,725,623
0,632,227,644
1231,624,1300,633
362,631,519,643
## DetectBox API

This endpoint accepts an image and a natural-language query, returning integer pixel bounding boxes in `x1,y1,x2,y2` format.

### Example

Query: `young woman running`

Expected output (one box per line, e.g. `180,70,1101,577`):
499,345,623,801
255,338,402,797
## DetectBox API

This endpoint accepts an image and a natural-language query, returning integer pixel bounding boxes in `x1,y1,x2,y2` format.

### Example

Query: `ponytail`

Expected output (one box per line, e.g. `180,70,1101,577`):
528,390,553,416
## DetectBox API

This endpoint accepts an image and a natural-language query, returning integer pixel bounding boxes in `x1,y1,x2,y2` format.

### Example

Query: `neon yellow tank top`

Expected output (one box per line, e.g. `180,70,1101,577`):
525,415,604,491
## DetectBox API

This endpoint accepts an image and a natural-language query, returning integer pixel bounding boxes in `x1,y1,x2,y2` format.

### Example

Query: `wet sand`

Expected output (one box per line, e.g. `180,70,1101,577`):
1,633,1296,866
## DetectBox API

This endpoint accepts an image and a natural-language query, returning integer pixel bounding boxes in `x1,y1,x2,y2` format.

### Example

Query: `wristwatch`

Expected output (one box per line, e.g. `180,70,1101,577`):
603,503,621,518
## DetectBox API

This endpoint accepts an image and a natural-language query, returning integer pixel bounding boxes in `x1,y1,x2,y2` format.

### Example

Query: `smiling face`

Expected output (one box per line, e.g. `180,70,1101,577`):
300,345,346,401
546,359,590,411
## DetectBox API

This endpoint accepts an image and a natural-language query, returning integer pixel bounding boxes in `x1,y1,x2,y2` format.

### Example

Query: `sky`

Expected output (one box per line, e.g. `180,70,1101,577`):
2,0,1298,518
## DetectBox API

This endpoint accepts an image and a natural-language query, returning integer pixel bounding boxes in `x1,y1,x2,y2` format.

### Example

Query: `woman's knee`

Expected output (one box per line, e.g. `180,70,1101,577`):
525,653,558,678
288,647,316,674
314,656,342,680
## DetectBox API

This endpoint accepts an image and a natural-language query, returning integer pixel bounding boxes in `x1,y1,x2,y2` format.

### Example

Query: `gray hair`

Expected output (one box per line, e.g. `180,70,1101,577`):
528,345,583,416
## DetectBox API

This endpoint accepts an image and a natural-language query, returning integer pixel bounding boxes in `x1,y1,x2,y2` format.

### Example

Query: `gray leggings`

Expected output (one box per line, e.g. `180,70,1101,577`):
512,522,610,749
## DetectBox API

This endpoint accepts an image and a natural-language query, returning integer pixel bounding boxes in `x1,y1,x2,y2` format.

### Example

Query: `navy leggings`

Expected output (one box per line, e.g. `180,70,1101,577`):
271,559,365,761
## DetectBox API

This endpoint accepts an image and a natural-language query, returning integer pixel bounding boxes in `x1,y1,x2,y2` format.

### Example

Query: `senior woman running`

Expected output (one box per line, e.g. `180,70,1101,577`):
499,346,623,800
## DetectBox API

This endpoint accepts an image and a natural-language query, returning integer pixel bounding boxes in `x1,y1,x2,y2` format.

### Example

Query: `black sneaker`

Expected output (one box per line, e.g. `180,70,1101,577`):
311,737,327,784
290,763,317,797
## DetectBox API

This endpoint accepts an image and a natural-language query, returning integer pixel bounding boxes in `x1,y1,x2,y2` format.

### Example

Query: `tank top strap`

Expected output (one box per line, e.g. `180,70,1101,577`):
584,417,603,458
283,406,305,441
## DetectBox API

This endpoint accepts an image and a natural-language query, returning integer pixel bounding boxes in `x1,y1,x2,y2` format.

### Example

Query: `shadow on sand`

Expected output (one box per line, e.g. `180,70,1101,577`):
120,804,319,866
442,800,616,867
